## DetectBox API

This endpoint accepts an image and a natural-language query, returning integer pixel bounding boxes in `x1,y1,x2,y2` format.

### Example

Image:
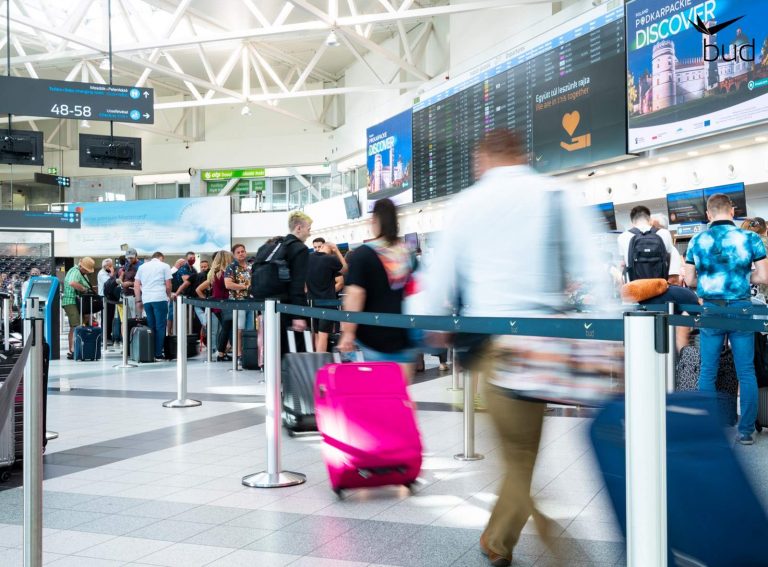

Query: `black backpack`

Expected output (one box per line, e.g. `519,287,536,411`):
251,238,293,300
187,270,209,298
103,276,122,303
626,227,670,281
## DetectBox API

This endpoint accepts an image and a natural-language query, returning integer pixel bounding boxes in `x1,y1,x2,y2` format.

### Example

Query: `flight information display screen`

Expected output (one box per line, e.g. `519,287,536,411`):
412,5,626,203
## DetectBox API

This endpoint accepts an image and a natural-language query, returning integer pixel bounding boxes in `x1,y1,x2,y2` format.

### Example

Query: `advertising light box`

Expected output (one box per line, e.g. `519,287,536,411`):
627,0,768,151
366,110,413,211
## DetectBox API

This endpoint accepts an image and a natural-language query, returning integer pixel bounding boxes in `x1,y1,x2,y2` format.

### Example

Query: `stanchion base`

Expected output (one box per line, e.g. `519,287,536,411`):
113,363,138,368
446,388,464,392
454,453,484,462
228,368,243,372
242,471,307,488
46,431,59,441
163,399,202,408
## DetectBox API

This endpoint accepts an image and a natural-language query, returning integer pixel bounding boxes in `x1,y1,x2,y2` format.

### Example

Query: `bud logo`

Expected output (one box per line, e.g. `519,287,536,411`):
689,14,755,62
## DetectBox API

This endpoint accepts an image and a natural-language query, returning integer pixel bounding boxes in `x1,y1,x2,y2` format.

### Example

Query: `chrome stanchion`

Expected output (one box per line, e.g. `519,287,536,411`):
666,302,676,394
230,309,241,372
164,296,201,408
447,348,462,391
23,298,44,567
243,299,306,489
625,312,667,567
454,369,483,461
113,295,137,369
3,296,9,351
205,307,213,363
187,304,193,336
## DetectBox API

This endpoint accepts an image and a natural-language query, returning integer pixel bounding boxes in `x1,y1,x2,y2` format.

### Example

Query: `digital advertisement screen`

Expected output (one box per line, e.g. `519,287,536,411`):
703,182,747,217
627,0,768,152
667,189,707,224
366,109,413,212
65,197,231,256
412,5,626,202
594,202,618,231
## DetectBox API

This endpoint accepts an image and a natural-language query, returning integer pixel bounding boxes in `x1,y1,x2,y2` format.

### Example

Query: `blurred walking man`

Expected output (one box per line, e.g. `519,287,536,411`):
422,130,610,566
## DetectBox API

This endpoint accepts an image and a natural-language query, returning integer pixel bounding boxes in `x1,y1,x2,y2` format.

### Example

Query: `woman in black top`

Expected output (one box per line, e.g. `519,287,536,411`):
338,199,416,379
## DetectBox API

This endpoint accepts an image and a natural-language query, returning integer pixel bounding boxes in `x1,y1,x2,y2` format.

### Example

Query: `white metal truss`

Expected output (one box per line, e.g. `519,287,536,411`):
0,0,551,129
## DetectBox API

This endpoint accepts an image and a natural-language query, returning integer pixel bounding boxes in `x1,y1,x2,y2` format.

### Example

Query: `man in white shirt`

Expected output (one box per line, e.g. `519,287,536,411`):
650,213,683,285
617,205,674,280
422,130,611,566
134,252,172,361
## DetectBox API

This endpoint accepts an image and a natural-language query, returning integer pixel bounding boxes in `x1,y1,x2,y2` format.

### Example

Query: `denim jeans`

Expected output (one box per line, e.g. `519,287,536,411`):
699,300,758,436
143,300,168,358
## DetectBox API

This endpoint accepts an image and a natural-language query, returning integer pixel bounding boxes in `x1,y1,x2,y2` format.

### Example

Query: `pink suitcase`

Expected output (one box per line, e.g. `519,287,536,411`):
314,361,422,495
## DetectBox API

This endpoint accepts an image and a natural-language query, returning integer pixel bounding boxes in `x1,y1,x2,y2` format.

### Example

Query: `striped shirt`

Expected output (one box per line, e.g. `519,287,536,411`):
63,266,89,306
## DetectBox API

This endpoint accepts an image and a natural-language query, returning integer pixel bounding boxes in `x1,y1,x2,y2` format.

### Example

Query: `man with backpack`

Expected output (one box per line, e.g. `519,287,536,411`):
251,211,313,355
618,205,674,281
98,259,117,345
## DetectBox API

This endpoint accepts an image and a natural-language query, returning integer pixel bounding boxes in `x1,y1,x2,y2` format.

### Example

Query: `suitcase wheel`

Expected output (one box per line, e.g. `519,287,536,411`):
333,488,343,499
404,482,416,493
757,420,763,433
0,470,10,483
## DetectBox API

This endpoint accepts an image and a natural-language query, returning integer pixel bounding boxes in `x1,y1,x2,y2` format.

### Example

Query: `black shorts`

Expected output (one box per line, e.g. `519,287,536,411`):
312,317,334,334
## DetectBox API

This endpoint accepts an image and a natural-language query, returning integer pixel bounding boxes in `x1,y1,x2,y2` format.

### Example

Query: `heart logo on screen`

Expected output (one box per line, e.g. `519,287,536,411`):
562,111,581,136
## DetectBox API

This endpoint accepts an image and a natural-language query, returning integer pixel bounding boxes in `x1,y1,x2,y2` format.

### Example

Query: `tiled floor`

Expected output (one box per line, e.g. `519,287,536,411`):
1,341,765,566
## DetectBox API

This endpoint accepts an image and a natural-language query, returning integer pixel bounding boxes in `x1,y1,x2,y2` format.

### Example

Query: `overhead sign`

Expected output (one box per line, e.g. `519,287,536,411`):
0,210,80,229
201,168,265,181
0,76,154,124
47,167,57,174
34,173,71,187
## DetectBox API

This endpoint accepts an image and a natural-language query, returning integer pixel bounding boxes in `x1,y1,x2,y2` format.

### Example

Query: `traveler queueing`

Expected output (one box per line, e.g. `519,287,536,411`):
685,194,768,445
196,250,235,362
134,252,173,361
63,257,96,359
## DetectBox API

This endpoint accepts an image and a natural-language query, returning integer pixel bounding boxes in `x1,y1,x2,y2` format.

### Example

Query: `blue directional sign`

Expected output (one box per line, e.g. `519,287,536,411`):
0,76,154,124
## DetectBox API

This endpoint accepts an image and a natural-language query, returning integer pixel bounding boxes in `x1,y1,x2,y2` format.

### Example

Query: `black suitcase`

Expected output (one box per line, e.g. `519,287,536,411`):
282,329,332,435
164,334,199,360
676,345,739,426
130,326,155,363
242,330,259,369
125,317,147,355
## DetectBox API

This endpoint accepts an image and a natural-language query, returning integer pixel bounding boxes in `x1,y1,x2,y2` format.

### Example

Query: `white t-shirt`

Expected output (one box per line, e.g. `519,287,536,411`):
617,223,675,268
135,259,172,304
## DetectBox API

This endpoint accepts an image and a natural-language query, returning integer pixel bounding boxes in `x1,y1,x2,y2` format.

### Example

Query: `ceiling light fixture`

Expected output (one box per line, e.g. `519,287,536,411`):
687,150,699,156
658,157,669,163
99,58,110,71
756,136,768,143
720,143,732,150
80,120,91,128
267,99,279,107
326,30,340,47
241,105,252,116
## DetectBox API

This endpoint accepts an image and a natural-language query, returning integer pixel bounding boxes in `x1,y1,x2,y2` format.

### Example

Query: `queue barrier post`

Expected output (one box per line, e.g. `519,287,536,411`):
447,347,462,392
624,312,668,567
454,368,484,462
242,299,306,489
205,307,213,363
113,295,137,369
23,298,44,567
666,302,676,394
3,295,9,351
163,296,201,409
230,310,241,372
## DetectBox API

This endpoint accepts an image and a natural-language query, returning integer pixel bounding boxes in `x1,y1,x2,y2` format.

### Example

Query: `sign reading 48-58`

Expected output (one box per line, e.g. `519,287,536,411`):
0,76,154,124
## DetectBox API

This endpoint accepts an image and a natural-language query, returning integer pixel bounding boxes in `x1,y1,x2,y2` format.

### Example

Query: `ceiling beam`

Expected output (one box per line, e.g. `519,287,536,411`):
4,0,543,58
154,82,422,109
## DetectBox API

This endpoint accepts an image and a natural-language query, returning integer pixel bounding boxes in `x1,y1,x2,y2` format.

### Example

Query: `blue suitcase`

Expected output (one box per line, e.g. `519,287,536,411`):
590,392,768,566
74,326,102,361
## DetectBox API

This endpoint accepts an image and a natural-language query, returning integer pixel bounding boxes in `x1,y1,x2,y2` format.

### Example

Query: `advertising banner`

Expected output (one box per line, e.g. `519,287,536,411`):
66,197,231,256
627,0,768,151
366,110,413,211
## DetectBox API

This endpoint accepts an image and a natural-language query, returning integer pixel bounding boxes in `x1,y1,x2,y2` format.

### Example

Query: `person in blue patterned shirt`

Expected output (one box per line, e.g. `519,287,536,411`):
686,193,768,444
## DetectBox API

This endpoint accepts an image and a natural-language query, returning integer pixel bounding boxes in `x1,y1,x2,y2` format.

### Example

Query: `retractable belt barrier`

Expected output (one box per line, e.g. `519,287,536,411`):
182,297,625,340
181,297,676,567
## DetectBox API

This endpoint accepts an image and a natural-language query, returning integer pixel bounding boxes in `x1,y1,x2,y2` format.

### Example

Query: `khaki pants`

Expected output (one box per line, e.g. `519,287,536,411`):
481,348,548,559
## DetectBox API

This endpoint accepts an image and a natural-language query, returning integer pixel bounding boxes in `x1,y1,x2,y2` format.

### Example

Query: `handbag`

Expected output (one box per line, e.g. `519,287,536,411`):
488,191,624,406
79,293,104,315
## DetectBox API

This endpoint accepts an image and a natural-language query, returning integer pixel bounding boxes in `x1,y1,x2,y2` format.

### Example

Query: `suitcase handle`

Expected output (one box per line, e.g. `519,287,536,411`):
331,348,364,364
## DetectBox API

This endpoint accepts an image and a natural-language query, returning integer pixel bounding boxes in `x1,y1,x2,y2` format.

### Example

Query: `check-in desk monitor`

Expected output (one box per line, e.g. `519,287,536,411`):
23,276,60,359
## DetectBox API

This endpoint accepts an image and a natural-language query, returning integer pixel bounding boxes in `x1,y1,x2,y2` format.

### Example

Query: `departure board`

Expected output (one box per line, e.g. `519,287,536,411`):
413,6,626,203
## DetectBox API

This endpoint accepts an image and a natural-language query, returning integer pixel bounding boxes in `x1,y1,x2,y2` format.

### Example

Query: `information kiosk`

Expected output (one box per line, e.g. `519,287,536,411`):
23,276,60,360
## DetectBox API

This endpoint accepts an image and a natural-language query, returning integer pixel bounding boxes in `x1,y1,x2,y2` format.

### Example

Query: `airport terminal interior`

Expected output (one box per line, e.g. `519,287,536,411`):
3,0,768,565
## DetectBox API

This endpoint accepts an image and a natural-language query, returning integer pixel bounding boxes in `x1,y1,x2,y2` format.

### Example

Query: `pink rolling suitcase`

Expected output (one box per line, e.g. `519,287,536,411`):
314,361,422,495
